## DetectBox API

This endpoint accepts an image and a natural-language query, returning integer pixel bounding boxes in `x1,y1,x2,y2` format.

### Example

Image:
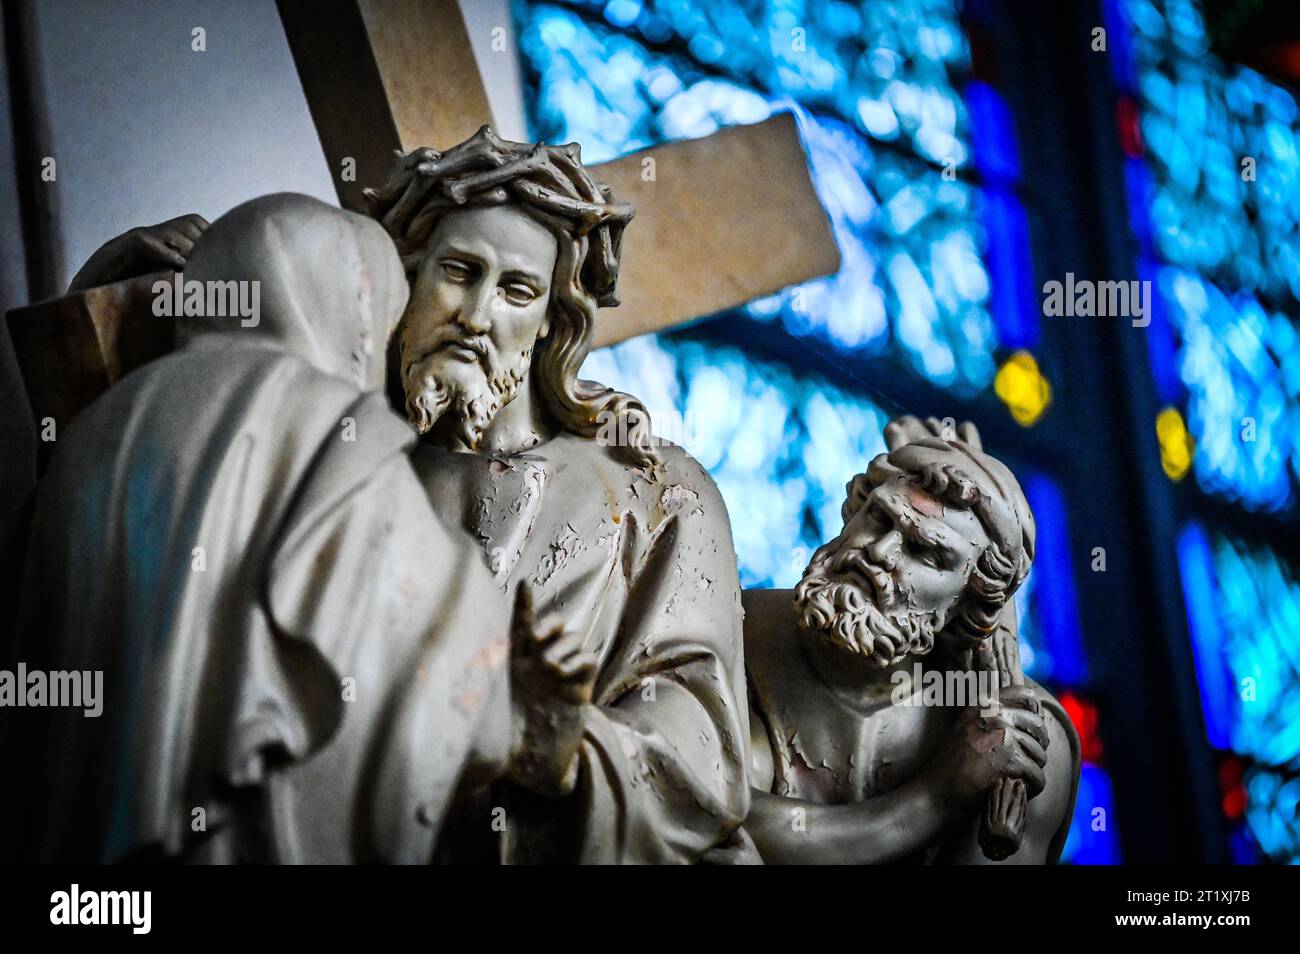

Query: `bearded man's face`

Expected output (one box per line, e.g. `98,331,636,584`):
794,474,989,667
399,204,558,449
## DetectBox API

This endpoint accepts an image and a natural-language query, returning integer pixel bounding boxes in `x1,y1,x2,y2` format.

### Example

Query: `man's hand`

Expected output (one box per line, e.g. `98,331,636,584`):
884,414,983,451
68,214,210,293
926,685,1050,809
505,586,598,798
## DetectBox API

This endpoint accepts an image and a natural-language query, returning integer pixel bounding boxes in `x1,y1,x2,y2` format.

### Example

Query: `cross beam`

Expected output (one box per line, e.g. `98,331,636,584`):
277,0,839,347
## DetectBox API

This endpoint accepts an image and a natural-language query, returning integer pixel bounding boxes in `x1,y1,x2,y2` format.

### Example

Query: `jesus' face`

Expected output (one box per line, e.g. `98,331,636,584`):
399,204,558,449
794,474,988,666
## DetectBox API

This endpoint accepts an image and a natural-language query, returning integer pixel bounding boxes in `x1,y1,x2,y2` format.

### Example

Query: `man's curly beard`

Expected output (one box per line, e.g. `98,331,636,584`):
793,552,941,667
401,332,531,450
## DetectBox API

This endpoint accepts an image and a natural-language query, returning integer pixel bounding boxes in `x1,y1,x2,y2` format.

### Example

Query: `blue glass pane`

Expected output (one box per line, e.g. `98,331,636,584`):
1136,252,1184,404
1102,0,1139,94
1015,475,1088,687
979,186,1037,350
1177,523,1234,750
1120,0,1300,510
540,0,973,160
1243,765,1300,864
517,0,1003,393
1177,522,1300,770
1160,267,1300,511
1227,821,1260,864
964,79,1020,185
1060,763,1122,864
1121,0,1300,308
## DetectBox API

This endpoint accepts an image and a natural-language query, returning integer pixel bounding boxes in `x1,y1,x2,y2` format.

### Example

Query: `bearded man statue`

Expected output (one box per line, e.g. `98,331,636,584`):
738,416,1080,864
363,127,750,864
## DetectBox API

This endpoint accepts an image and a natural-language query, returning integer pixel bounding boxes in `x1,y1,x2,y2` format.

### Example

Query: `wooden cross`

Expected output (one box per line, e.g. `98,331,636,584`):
6,0,841,442
275,0,840,347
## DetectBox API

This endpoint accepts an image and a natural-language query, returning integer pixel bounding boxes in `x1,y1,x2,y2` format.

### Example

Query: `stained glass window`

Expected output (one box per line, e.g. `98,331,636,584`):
1178,524,1300,863
1061,763,1122,865
1115,0,1300,512
1157,268,1300,511
1117,0,1300,865
1016,475,1087,688
516,0,1007,393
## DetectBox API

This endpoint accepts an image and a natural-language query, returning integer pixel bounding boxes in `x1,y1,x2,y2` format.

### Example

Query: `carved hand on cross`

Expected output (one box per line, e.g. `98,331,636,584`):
68,214,209,293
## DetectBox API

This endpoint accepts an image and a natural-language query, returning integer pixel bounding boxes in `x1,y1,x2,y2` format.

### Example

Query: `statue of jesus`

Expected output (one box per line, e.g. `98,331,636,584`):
363,127,751,864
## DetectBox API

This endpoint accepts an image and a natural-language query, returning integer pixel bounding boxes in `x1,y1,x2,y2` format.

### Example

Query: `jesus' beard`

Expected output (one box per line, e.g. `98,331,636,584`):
793,555,941,668
402,334,531,450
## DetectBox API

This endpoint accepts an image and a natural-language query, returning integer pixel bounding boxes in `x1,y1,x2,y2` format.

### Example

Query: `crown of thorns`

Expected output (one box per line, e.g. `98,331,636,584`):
362,125,634,308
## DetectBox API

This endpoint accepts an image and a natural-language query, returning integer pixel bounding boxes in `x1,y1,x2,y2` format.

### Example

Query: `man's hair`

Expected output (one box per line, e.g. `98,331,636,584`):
840,442,1035,648
363,125,655,467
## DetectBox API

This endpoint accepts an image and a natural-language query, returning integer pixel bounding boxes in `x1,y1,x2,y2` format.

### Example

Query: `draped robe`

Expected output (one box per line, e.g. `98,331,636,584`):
415,433,750,864
6,195,514,863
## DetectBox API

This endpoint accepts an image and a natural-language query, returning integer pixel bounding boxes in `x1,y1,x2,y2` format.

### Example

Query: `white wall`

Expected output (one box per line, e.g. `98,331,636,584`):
459,0,529,141
28,0,529,282
29,0,337,286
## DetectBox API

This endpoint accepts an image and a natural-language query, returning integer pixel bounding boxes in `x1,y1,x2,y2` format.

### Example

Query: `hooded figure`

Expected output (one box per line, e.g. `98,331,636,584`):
9,194,512,863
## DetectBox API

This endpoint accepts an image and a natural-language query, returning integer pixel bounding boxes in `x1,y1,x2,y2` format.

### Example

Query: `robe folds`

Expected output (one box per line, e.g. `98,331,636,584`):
416,433,751,864
7,194,514,863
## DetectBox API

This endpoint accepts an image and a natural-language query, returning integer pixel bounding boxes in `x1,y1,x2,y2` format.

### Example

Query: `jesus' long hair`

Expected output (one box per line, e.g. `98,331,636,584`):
363,126,656,468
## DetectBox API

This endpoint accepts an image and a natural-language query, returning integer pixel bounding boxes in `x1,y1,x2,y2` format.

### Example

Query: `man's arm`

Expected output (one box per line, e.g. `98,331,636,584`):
744,686,1052,864
740,702,949,863
747,778,954,865
68,215,209,292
